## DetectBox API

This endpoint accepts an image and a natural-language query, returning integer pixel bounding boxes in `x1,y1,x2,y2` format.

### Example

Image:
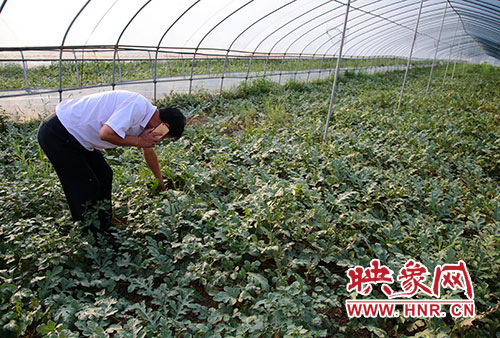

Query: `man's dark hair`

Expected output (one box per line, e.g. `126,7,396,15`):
159,107,186,139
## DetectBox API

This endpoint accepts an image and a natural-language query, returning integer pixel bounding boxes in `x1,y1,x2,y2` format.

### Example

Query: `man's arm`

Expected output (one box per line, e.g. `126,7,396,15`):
100,124,166,191
142,147,166,191
99,124,160,148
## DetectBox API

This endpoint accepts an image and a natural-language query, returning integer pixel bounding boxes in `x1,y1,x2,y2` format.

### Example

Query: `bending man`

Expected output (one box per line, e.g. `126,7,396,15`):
37,90,186,234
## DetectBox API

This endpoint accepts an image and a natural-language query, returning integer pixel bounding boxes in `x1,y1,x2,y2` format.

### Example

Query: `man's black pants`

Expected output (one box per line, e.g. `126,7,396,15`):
37,113,112,232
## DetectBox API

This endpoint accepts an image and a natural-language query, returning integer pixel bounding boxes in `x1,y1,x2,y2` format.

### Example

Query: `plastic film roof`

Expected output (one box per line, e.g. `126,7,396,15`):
0,0,499,62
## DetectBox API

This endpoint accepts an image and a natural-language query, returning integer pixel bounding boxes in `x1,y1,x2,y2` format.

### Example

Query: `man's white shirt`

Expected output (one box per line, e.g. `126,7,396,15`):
57,90,156,151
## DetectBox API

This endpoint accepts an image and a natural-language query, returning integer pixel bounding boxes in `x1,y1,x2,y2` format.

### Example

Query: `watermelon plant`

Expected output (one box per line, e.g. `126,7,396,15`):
0,63,498,337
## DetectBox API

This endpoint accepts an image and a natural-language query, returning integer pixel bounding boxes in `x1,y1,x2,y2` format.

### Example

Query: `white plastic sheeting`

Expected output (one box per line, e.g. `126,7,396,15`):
0,0,498,61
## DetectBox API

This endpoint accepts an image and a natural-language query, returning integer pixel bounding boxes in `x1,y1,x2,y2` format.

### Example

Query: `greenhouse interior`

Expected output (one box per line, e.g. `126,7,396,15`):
0,0,499,337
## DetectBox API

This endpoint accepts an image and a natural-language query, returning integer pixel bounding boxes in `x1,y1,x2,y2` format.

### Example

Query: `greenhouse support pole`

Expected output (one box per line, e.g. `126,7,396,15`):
220,55,228,91
72,49,81,87
117,51,122,82
245,56,252,82
462,49,467,76
278,55,286,84
111,48,117,90
20,50,29,90
245,53,255,82
306,56,313,81
318,57,324,79
426,2,447,95
443,19,459,86
451,34,464,80
148,51,153,77
397,0,424,112
323,0,350,143
153,52,158,101
294,56,301,80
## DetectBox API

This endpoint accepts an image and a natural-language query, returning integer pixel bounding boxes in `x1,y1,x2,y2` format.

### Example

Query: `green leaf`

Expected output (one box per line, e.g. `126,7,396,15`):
247,273,269,291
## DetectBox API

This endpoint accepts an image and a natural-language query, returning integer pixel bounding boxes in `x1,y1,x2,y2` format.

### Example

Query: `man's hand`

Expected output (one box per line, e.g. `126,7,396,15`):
142,147,165,192
136,128,163,148
157,180,167,192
